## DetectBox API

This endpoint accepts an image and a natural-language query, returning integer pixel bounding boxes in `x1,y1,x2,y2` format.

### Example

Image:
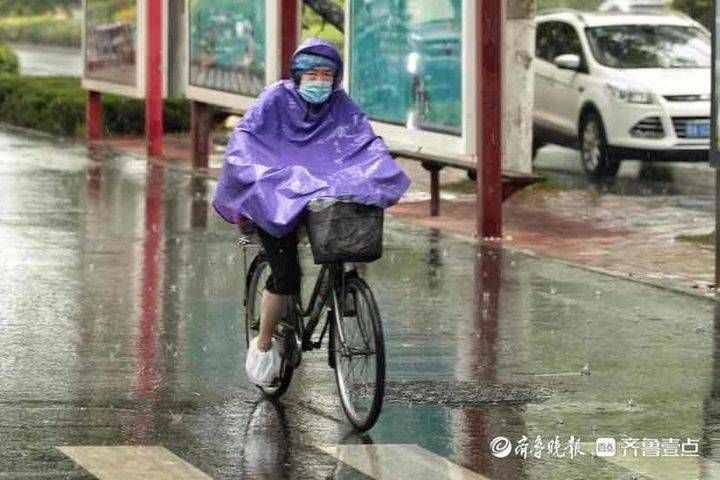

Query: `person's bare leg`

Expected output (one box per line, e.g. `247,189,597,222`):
258,289,286,352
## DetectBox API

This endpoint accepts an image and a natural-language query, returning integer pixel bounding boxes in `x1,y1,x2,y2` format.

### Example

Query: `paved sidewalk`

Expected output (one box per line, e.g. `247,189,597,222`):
391,185,717,296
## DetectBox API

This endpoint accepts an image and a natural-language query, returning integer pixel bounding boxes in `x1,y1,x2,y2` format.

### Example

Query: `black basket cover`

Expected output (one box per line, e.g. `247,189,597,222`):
306,202,384,264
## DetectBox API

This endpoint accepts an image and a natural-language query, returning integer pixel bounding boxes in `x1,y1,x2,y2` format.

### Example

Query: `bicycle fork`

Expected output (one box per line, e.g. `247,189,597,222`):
328,263,351,369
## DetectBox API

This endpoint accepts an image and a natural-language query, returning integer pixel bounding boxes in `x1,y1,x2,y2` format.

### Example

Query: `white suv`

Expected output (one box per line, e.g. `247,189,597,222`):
533,9,711,178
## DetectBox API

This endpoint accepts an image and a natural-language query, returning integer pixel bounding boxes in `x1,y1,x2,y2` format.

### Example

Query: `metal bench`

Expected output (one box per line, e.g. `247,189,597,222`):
389,148,542,216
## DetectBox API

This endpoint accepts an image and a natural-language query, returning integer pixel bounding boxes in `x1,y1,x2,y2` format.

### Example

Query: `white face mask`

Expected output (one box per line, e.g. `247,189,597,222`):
298,79,333,104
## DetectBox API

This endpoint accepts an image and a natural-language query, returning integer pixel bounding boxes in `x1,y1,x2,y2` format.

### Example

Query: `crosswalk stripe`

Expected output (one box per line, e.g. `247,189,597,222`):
57,446,213,480
318,444,491,480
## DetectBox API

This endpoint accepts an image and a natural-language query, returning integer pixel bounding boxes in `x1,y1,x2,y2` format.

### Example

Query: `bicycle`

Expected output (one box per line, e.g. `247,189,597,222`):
238,222,386,432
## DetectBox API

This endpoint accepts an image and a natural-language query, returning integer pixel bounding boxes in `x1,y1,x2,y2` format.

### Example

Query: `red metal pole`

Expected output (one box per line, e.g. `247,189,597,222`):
86,90,103,141
146,0,164,157
280,0,299,78
475,0,503,239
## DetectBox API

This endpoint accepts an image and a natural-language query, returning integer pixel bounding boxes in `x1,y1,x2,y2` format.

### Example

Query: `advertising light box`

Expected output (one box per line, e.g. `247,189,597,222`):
82,0,145,97
346,0,474,156
185,0,293,111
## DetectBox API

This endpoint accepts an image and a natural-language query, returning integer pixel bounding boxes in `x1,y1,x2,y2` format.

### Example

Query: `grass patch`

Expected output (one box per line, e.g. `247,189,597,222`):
0,74,189,137
443,177,475,194
676,231,715,246
522,176,566,194
443,175,567,197
511,175,569,200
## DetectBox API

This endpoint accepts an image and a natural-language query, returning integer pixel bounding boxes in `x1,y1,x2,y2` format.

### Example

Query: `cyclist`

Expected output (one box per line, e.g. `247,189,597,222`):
212,38,410,353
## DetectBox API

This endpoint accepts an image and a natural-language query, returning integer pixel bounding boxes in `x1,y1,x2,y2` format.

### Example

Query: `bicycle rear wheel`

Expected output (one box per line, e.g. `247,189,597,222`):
330,276,386,431
245,256,294,399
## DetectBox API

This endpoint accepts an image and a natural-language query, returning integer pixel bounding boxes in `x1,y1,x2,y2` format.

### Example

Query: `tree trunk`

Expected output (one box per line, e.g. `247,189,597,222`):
303,0,345,32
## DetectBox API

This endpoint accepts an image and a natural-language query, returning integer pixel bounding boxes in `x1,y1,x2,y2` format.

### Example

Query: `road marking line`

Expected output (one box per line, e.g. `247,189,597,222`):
581,442,720,480
57,446,213,480
318,444,491,480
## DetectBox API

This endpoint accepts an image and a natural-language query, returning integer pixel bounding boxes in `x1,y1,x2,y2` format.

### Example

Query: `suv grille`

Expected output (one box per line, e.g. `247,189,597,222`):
630,117,663,138
672,117,710,139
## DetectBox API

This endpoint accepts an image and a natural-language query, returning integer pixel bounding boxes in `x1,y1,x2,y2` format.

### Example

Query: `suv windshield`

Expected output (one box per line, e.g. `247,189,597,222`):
585,24,710,68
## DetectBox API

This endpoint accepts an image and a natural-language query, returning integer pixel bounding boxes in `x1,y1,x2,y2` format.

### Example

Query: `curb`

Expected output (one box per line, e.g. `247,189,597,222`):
443,228,719,304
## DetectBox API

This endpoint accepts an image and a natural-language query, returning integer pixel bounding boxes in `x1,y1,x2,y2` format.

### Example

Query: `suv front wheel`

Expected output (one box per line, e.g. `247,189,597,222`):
579,111,621,179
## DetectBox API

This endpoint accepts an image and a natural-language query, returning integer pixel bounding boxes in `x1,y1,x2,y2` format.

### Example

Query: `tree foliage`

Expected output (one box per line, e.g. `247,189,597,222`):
0,0,79,16
673,0,712,28
304,0,344,32
0,44,18,74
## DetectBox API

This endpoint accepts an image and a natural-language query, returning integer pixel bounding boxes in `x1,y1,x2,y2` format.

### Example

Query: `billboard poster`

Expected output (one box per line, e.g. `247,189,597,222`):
188,0,266,98
348,0,462,135
85,0,138,87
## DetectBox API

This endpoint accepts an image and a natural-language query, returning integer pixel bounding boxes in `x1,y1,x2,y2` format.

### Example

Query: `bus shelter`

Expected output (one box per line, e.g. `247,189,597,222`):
82,0,166,155
83,0,534,239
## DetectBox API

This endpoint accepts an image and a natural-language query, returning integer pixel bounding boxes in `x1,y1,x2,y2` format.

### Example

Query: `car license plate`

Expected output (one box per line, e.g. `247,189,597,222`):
686,120,710,138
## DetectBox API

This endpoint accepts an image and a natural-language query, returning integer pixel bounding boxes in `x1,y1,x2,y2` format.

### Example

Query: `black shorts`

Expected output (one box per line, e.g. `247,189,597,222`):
256,227,302,295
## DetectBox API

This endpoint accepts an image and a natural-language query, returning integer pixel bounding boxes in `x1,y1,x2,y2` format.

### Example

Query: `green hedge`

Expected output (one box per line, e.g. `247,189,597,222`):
0,75,189,137
0,15,81,47
0,44,19,74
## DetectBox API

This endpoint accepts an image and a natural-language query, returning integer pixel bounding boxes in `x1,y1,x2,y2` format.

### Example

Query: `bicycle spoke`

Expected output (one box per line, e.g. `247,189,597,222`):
250,267,270,332
354,292,371,349
334,279,382,429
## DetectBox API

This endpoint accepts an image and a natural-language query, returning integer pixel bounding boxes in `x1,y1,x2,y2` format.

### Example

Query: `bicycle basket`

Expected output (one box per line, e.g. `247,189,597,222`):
305,201,384,264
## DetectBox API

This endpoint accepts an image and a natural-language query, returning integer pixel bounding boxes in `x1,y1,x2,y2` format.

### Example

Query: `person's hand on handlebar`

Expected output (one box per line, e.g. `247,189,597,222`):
237,216,256,236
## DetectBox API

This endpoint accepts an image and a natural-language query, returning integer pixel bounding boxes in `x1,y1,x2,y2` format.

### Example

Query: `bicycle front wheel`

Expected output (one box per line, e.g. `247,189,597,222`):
245,256,294,399
330,276,386,431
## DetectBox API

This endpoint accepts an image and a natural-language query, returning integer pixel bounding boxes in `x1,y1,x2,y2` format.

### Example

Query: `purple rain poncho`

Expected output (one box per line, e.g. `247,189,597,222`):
212,38,411,238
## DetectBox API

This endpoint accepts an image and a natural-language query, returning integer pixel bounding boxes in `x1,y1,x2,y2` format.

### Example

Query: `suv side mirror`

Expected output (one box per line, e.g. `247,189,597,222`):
554,54,581,71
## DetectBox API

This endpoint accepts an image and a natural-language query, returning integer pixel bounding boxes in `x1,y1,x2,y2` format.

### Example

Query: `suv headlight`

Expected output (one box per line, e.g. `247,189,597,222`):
606,83,655,104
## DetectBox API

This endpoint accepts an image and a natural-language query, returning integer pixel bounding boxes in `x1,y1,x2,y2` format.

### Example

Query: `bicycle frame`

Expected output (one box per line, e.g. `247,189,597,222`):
297,262,348,351
239,233,350,353
239,232,384,429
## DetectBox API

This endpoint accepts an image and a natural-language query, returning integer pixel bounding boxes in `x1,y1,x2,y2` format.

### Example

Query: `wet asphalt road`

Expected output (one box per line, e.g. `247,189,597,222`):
535,145,716,199
2,126,720,479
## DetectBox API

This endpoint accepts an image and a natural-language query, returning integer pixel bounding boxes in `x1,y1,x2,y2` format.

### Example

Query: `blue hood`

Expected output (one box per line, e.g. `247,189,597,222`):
292,38,344,90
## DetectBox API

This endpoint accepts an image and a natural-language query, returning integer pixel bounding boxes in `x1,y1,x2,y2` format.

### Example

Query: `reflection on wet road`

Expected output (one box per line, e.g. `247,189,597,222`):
1,127,719,479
